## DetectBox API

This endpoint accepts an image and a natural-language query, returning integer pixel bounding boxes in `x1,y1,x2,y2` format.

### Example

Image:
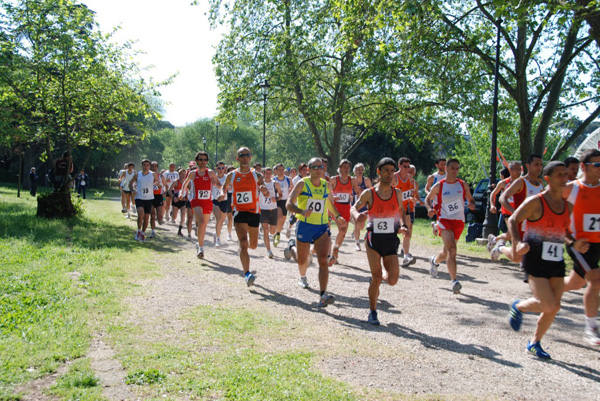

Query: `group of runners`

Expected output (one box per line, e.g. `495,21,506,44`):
116,147,600,359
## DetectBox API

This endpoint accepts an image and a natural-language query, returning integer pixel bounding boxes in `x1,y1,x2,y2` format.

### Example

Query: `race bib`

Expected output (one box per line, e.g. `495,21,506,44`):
442,201,462,215
336,193,351,203
584,214,600,232
542,242,563,262
197,190,210,200
306,198,324,213
141,187,150,195
373,217,394,234
264,197,273,205
80,180,86,186
402,190,413,201
236,191,252,204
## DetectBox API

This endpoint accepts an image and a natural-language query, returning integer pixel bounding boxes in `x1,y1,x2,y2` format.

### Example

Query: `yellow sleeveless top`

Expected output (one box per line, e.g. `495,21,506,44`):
296,177,329,225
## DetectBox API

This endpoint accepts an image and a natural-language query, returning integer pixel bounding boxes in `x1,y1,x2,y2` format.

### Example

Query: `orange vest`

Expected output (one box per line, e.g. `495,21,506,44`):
567,180,600,242
232,169,260,213
332,175,353,205
394,172,414,211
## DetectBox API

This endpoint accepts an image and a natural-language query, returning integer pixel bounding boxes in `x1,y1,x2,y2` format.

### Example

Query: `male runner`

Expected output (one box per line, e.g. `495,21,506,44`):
352,157,407,325
259,167,282,258
148,161,166,238
426,159,476,294
286,157,347,306
129,159,160,242
564,156,580,182
218,148,270,286
119,162,136,218
329,159,353,265
392,157,417,266
488,161,521,239
507,161,588,359
562,149,600,345
163,162,180,221
490,154,544,261
168,169,190,237
118,162,128,212
181,151,222,259
211,161,231,247
253,163,262,174
273,163,293,244
351,163,372,251
425,158,447,235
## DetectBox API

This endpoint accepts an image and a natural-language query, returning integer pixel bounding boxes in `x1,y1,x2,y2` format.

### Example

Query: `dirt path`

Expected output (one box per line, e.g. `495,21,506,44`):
114,211,599,400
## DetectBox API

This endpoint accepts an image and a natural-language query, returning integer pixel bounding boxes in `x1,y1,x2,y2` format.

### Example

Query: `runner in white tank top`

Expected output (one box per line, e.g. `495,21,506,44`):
273,163,293,245
259,167,281,258
426,159,475,294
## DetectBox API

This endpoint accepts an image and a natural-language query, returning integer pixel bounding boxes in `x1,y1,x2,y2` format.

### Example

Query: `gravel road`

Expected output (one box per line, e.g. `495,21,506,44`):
123,215,600,401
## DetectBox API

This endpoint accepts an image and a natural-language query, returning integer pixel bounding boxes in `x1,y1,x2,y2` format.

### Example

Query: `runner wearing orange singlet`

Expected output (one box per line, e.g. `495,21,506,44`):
563,149,600,345
392,157,417,267
329,159,353,265
507,161,589,359
218,147,271,287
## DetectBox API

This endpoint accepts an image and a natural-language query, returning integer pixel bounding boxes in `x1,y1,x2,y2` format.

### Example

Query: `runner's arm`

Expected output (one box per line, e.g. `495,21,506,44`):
488,180,506,213
396,188,408,234
565,202,590,253
180,171,195,198
128,174,137,192
209,170,222,189
425,175,434,194
350,188,371,222
326,185,348,229
286,180,309,217
507,196,541,261
218,172,231,200
425,183,440,217
500,178,523,215
464,183,476,211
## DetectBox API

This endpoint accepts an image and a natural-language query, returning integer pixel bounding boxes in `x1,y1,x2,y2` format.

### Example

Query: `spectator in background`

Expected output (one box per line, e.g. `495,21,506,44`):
564,156,580,182
76,169,89,199
29,167,38,196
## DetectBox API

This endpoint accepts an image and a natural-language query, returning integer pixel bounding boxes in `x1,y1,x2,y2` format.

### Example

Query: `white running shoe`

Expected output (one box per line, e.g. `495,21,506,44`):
149,231,156,239
486,234,497,252
355,242,361,252
196,244,204,259
451,280,462,294
491,241,505,261
227,234,232,241
584,327,600,346
285,227,291,239
429,256,439,277
215,238,221,248
134,231,140,241
267,250,274,259
402,254,415,267
318,293,335,308
298,276,309,289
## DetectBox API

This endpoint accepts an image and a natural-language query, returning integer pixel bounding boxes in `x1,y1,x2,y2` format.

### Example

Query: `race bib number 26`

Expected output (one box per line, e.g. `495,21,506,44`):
236,191,252,204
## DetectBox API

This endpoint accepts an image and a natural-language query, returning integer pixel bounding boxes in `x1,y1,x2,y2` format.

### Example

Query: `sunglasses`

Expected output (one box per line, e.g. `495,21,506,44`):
585,162,600,167
311,165,325,170
238,153,251,157
217,167,225,170
197,158,208,162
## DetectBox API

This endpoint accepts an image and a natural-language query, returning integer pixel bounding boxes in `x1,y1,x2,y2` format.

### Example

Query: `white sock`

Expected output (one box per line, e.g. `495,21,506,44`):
585,316,598,330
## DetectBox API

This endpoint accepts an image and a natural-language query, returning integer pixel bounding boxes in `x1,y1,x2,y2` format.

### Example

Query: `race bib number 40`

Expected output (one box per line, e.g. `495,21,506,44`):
236,191,252,204
542,242,563,262
306,198,324,213
197,190,210,200
373,217,395,234
584,214,600,232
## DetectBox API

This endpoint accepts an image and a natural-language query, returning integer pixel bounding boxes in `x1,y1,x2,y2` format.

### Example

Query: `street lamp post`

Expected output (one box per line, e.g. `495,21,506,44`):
482,18,502,239
215,120,220,162
259,79,270,167
202,136,206,152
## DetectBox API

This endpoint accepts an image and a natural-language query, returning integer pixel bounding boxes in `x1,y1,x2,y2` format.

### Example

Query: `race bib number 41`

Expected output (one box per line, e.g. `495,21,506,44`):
306,198,324,213
542,242,563,262
236,191,252,204
373,217,394,234
584,214,600,232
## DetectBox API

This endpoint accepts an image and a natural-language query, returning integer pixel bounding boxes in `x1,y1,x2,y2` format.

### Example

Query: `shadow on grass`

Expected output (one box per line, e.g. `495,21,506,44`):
0,195,177,254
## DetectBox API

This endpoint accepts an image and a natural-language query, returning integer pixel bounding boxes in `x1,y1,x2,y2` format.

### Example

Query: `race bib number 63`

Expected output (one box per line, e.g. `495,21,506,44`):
373,218,394,234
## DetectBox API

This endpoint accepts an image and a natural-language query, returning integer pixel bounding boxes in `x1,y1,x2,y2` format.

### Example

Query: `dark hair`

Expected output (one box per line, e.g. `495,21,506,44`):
307,157,323,168
338,158,351,167
563,156,579,167
543,161,566,177
298,163,307,170
398,157,411,165
376,157,396,171
253,163,261,168
436,158,446,164
580,149,600,164
274,163,284,169
447,158,460,167
526,154,542,164
141,159,150,165
127,162,134,167
195,151,209,161
500,167,510,179
217,160,225,166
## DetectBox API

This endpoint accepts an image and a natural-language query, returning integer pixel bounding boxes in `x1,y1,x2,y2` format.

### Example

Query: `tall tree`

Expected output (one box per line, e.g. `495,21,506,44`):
390,0,600,163
205,0,460,172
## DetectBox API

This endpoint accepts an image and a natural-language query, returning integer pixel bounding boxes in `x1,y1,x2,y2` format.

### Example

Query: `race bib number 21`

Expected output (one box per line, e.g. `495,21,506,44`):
584,214,600,232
